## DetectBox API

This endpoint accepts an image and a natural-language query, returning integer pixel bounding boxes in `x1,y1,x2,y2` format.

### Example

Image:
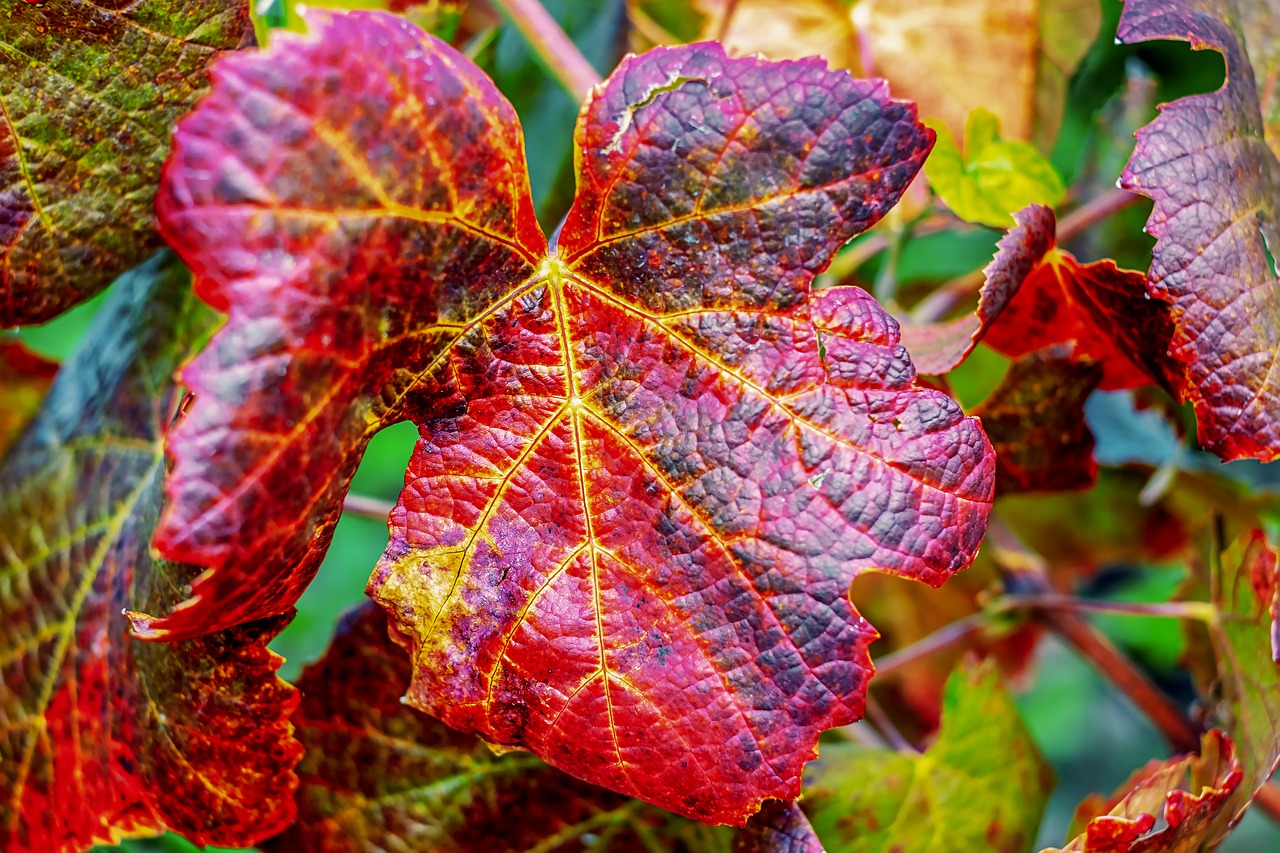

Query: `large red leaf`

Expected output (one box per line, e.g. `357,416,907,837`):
0,255,298,852
149,10,995,823
1119,0,1280,461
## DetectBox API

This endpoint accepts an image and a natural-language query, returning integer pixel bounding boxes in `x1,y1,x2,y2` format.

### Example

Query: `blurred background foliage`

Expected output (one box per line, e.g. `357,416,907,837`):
10,0,1268,849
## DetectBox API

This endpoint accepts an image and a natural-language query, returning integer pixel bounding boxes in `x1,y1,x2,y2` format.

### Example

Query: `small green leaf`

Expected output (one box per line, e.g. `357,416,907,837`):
926,108,1066,228
802,658,1054,852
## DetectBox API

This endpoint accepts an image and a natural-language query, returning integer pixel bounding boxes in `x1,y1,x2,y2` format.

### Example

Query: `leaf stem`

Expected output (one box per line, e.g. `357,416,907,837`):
342,492,396,521
872,613,987,681
490,0,602,103
714,0,741,42
994,594,1217,622
865,693,917,752
986,517,1202,753
1056,187,1144,244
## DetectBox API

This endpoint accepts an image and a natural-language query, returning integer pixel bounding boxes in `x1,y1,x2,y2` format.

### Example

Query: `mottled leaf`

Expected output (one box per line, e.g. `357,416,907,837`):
802,658,1053,852
971,346,1102,494
901,204,1176,390
269,600,731,853
648,0,1101,148
0,339,56,456
1180,530,1280,829
0,0,253,326
0,254,298,852
734,801,824,853
1119,0,1280,461
149,10,995,823
924,109,1065,228
1044,730,1242,853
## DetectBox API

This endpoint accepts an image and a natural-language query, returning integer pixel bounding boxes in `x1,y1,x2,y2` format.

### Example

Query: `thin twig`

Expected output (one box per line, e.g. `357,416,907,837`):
872,613,987,681
1057,187,1144,243
986,517,1202,753
714,0,741,43
490,0,602,102
994,594,1217,622
343,492,396,521
865,694,917,753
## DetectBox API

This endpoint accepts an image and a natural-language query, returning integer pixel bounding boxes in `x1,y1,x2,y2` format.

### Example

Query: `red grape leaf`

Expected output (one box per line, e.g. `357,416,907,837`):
971,345,1102,494
148,10,996,823
1118,0,1280,461
0,255,298,852
0,0,253,326
269,600,731,852
733,801,823,853
900,204,1176,390
1045,730,1241,853
0,339,56,457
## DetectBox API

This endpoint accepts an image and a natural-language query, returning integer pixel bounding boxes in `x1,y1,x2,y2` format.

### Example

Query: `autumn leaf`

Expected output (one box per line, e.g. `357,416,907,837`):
1118,0,1280,461
0,0,251,326
1044,730,1242,853
635,0,1101,149
924,109,1065,228
0,254,298,852
802,658,1053,852
147,9,995,823
734,801,824,853
900,204,1176,390
971,346,1102,494
1179,530,1280,831
270,600,731,852
0,339,56,456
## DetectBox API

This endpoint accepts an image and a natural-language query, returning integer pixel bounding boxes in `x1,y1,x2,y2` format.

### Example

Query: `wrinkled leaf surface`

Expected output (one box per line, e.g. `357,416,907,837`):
150,11,995,823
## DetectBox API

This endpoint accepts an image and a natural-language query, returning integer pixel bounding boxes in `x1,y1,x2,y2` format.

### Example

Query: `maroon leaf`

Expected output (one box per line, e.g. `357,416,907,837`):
971,345,1102,494
1119,0,1280,460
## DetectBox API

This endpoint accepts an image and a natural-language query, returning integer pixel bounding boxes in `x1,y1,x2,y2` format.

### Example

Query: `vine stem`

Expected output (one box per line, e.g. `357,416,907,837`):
995,594,1217,622
987,517,1280,828
871,613,986,681
910,187,1144,323
343,492,396,521
489,0,602,102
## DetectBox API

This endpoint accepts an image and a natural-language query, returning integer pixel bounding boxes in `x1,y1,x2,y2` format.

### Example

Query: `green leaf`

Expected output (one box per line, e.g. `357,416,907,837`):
925,108,1066,228
802,658,1053,852
0,0,253,326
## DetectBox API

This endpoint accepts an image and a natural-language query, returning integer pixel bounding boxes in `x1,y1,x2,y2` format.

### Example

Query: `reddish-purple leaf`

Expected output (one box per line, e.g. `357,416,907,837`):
149,10,995,823
1047,730,1242,853
899,204,1053,375
971,345,1102,494
733,801,824,853
1119,0,1280,461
